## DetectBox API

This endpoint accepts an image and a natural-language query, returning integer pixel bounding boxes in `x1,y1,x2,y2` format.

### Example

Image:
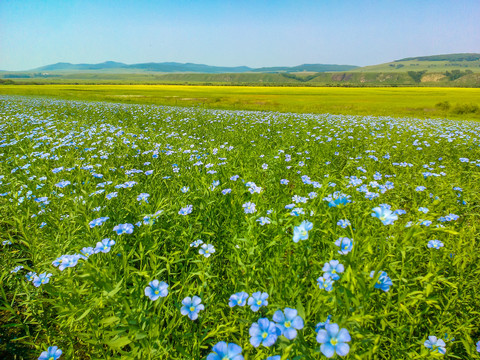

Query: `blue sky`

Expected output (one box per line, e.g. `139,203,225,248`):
1,0,479,71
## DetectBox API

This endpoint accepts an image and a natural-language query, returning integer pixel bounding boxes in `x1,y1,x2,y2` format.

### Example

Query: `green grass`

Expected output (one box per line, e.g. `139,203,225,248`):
1,96,480,359
0,85,479,120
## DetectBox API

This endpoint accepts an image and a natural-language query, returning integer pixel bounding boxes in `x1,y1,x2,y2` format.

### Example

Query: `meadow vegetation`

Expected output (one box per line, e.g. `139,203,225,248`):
1,96,480,359
0,85,479,121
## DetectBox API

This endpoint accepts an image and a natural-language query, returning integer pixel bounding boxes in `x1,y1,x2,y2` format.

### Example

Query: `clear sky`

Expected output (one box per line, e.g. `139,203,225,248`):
1,0,479,71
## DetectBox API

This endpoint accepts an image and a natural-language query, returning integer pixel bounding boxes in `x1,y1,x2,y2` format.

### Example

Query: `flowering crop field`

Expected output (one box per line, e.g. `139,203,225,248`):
1,96,480,359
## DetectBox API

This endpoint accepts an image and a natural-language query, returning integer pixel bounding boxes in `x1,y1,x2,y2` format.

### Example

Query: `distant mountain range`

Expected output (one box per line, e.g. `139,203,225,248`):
30,61,359,74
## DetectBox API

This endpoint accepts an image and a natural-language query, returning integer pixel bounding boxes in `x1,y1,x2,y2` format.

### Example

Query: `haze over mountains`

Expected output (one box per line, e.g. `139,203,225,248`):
1,53,479,87
0,53,477,75
31,62,359,74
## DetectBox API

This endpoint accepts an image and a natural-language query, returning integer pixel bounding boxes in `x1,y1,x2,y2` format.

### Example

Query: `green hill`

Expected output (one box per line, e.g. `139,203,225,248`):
354,53,480,73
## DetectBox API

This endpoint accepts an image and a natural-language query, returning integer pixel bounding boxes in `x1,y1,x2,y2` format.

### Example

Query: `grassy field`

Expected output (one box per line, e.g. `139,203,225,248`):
1,96,480,359
0,85,479,120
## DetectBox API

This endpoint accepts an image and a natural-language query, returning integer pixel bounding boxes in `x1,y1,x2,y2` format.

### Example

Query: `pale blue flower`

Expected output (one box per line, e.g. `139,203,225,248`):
293,220,313,243
179,205,193,215
316,323,351,358
336,219,351,228
322,260,344,280
144,280,169,301
181,296,204,320
249,318,278,347
427,240,444,249
371,206,398,225
113,223,133,235
11,265,23,273
272,308,304,340
190,239,204,247
229,291,249,307
248,291,268,312
257,217,271,225
94,238,115,253
370,270,393,292
334,237,353,255
199,243,215,258
207,341,244,360
317,276,334,292
38,346,62,360
33,273,52,287
242,202,257,214
424,336,446,355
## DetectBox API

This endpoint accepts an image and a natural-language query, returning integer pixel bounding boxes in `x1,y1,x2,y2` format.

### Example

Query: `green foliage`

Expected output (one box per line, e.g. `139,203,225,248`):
407,71,427,83
445,70,473,81
435,101,451,111
0,97,480,359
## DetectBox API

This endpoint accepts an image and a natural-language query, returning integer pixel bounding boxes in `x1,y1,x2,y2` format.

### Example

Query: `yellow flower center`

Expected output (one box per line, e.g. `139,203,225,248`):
330,338,338,346
190,306,195,312
257,300,262,305
154,290,159,294
301,230,307,236
285,321,291,328
262,332,268,339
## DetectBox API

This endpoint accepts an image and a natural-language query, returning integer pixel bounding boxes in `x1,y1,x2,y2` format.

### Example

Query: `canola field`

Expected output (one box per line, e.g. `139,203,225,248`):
0,85,479,121
1,96,480,359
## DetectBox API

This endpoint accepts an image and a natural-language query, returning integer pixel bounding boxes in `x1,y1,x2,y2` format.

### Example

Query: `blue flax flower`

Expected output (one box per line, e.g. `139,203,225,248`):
11,265,23,273
207,341,244,360
199,243,216,258
323,191,351,207
248,291,268,312
272,308,304,340
242,202,257,214
370,271,393,292
293,220,313,243
178,205,193,215
38,346,62,360
113,223,134,235
317,276,334,292
266,356,280,360
190,239,204,247
322,260,344,280
371,206,398,225
137,193,150,203
89,216,109,228
229,291,249,307
249,318,279,347
181,296,204,320
424,336,446,354
337,219,351,228
94,238,115,253
334,237,353,255
144,280,169,301
316,323,351,358
33,273,52,287
257,217,271,225
476,340,480,353
427,240,444,249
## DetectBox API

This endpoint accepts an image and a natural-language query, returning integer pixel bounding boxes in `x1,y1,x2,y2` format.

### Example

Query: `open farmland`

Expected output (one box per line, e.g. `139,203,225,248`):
1,96,480,359
0,85,479,121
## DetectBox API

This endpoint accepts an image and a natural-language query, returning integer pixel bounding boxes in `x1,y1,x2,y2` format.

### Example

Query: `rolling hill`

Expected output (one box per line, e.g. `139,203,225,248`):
353,53,480,73
29,61,358,74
